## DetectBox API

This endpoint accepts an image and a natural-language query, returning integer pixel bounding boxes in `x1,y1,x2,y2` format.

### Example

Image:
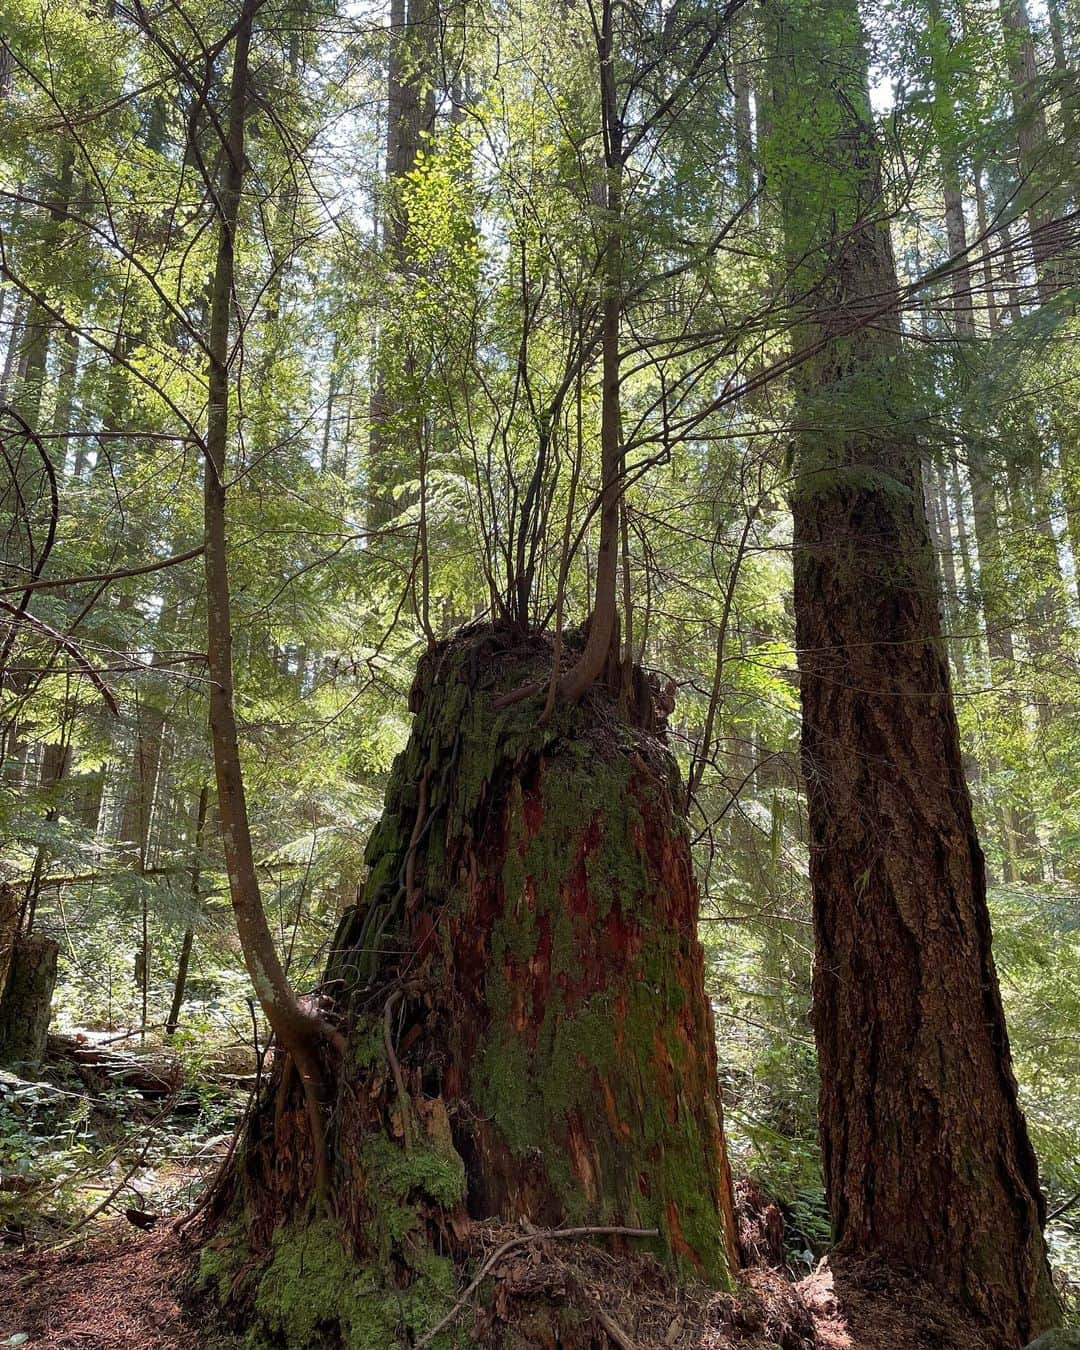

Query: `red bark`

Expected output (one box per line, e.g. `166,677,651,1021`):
204,632,737,1345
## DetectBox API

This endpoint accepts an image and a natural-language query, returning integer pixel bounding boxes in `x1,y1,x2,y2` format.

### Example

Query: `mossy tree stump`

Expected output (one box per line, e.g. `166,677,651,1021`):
201,630,738,1346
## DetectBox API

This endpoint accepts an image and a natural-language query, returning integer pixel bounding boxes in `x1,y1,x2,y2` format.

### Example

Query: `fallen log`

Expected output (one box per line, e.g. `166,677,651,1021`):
46,1032,182,1099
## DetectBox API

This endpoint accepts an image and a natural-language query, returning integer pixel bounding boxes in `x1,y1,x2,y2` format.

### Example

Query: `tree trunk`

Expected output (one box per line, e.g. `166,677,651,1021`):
199,631,737,1346
1045,0,1078,158
0,884,18,997
0,933,59,1067
765,0,1059,1341
196,0,330,1170
367,0,438,529
998,0,1062,300
166,784,209,1039
557,0,625,703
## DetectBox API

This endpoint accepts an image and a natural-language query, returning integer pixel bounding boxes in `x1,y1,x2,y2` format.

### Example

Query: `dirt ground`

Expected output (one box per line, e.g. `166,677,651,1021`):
0,1220,999,1350
0,1227,197,1349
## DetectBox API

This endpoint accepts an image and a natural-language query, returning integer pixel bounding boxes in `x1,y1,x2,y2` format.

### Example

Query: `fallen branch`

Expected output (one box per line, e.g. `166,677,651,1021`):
594,1307,639,1350
1047,1191,1080,1223
47,1033,181,1098
414,1225,660,1349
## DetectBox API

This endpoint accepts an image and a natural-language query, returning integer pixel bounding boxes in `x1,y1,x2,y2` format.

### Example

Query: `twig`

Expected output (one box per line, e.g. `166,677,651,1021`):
174,1072,261,1237
0,599,120,715
0,544,205,597
414,1225,659,1348
595,1306,639,1349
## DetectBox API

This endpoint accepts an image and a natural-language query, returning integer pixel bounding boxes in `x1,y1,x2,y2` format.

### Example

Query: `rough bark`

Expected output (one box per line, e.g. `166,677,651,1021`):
795,474,1057,1340
0,933,58,1067
766,0,1059,1341
199,630,737,1346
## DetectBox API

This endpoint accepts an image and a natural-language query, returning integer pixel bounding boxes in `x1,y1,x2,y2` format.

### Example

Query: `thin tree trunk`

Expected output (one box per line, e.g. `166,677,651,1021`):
1045,0,1078,157
198,0,331,1192
999,0,1061,300
166,784,209,1039
559,0,624,703
731,6,755,203
367,0,437,529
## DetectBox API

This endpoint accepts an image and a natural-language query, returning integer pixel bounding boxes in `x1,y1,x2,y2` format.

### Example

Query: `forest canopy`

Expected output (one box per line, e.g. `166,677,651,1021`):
0,0,1078,1345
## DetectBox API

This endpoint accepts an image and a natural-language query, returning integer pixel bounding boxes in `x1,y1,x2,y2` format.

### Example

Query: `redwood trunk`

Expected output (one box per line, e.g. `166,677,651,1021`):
767,0,1059,1341
202,632,737,1345
795,479,1058,1341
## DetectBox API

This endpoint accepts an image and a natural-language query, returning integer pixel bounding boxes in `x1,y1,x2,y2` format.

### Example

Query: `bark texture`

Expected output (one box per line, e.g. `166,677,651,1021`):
0,883,18,996
0,932,58,1067
766,0,1059,1341
796,474,1058,1343
201,630,737,1346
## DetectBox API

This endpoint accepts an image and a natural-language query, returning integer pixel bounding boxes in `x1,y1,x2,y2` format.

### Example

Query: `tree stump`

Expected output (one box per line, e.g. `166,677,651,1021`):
0,932,59,1067
198,629,738,1346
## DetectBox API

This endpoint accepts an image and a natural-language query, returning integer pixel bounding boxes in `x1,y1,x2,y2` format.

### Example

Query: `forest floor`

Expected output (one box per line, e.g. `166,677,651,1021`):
0,1226,196,1349
0,1040,1016,1348
0,1218,992,1350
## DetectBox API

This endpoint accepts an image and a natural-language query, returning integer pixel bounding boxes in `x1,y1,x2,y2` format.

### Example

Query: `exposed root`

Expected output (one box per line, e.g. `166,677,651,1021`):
383,987,414,1154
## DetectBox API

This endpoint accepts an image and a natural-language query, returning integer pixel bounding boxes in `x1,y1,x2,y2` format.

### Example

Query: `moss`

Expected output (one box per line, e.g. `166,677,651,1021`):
466,738,732,1287
198,1228,253,1304
240,1081,468,1346
350,1022,386,1072
251,1218,467,1350
475,1027,533,1153
361,1133,467,1211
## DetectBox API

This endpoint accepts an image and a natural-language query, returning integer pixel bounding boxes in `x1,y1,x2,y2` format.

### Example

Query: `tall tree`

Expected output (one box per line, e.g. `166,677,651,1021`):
765,0,1060,1340
194,0,339,1191
367,0,438,528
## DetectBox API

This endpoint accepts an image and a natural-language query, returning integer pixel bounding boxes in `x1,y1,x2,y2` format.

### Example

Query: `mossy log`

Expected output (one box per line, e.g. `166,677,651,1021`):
0,931,59,1068
201,629,738,1347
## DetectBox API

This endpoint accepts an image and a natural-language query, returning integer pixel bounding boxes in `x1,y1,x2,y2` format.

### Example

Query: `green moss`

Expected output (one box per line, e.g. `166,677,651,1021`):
251,1218,467,1350
350,1022,386,1071
467,740,732,1287
362,1133,467,1211
475,1027,533,1153
198,1228,252,1304
232,994,469,1347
